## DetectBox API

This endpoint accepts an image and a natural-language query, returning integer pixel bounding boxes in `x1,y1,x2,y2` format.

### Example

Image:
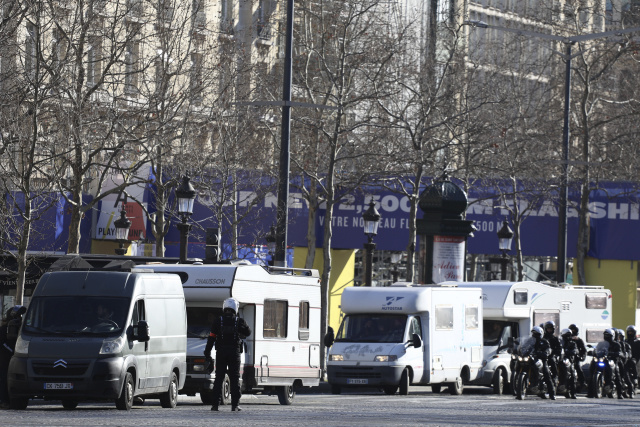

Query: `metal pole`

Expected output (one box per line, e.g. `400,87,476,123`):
177,219,191,264
557,42,572,284
275,0,294,267
500,252,508,280
364,240,375,286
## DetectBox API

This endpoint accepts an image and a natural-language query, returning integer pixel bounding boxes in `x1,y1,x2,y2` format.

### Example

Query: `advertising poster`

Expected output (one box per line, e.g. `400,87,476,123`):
432,235,465,282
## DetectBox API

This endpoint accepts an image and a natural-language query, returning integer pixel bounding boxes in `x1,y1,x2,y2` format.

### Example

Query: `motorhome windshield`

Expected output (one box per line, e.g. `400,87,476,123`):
187,307,223,338
336,314,407,343
23,296,129,336
483,320,517,347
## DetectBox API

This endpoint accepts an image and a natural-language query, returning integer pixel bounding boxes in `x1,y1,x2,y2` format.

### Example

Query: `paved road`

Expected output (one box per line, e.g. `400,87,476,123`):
1,385,639,426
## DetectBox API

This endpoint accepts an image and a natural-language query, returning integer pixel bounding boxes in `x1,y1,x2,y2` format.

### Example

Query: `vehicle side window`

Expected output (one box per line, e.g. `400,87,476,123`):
298,301,309,340
533,310,560,336
264,299,288,338
131,300,145,335
409,316,422,338
435,305,453,330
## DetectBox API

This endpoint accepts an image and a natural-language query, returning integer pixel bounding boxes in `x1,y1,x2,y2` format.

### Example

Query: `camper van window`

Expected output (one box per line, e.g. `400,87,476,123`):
435,306,453,330
465,306,479,329
586,329,603,343
585,293,607,309
483,320,517,346
298,301,310,340
336,314,407,343
533,311,560,335
188,307,222,338
23,296,128,336
514,289,528,305
264,299,288,338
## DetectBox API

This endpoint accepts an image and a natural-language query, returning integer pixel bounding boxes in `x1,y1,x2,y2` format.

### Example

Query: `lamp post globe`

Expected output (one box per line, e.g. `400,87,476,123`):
114,208,131,256
176,175,197,263
362,200,381,286
497,219,513,280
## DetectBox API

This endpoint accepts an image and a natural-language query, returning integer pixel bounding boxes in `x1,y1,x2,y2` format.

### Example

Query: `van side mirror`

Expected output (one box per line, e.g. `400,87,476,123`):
324,326,334,347
410,333,422,348
137,320,150,342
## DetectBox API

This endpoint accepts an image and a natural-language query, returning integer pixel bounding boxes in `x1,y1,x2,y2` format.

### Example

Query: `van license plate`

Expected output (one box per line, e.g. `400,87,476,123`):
347,379,368,385
44,383,73,390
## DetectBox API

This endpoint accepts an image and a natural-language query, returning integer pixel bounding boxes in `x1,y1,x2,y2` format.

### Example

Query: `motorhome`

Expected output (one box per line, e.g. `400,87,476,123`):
8,270,187,410
143,262,322,405
325,283,483,395
444,280,612,394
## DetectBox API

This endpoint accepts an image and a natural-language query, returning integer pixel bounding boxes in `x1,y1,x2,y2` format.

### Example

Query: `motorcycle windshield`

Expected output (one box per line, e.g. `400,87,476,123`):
518,337,536,356
595,341,610,358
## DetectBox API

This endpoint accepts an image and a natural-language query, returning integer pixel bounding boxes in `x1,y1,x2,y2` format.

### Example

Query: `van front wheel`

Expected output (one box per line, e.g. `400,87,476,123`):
62,400,78,410
399,369,410,395
277,385,295,405
115,372,134,410
160,372,179,408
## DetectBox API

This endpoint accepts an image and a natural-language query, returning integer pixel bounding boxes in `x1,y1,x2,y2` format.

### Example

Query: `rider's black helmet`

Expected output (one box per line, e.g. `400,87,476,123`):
568,324,579,336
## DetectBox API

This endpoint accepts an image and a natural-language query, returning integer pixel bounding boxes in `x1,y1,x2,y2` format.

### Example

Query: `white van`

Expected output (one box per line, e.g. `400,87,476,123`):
8,270,187,410
445,280,612,393
325,283,483,395
142,262,321,405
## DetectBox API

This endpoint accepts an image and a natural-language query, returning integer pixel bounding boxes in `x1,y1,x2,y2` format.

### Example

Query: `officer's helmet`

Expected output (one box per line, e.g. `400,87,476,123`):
627,325,637,338
531,326,543,338
544,320,556,333
222,298,239,314
569,324,579,336
604,328,615,340
561,328,572,339
617,329,625,341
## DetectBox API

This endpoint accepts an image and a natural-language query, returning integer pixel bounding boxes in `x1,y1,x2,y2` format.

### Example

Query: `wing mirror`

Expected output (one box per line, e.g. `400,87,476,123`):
136,320,150,342
409,333,422,348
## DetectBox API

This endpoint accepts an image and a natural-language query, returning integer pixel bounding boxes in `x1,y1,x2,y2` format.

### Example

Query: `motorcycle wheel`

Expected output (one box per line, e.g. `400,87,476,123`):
590,371,603,399
516,372,528,400
510,370,517,396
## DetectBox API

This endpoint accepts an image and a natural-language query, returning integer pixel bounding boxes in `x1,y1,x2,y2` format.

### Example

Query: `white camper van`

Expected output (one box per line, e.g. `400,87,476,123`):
143,262,321,405
444,281,612,394
325,283,483,395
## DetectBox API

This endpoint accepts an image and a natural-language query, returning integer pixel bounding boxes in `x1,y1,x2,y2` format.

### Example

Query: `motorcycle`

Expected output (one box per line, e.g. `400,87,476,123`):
512,337,547,400
557,355,577,397
589,341,616,398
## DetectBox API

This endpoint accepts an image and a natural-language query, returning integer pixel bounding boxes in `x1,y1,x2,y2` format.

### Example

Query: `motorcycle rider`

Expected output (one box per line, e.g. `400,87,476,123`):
625,325,640,388
617,329,634,398
559,328,578,399
530,326,556,400
568,324,587,390
543,321,562,384
204,298,251,412
602,328,625,399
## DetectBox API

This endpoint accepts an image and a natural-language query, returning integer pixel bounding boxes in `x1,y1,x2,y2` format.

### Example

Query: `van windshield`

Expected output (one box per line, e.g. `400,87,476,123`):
484,320,517,347
336,314,407,343
23,296,129,336
187,307,222,338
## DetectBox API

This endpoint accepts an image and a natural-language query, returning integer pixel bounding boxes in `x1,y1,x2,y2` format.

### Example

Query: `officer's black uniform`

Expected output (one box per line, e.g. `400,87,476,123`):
204,308,251,411
543,324,562,383
569,325,587,388
0,306,24,408
626,327,640,387
559,333,578,398
603,333,625,399
532,333,556,399
618,332,634,397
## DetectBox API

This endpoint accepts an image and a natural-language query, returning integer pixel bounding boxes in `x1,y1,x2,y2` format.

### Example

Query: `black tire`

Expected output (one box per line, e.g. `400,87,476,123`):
590,371,603,399
492,368,505,395
277,385,295,405
431,384,441,394
383,385,398,395
510,370,517,396
160,371,179,408
219,374,231,405
62,400,78,410
516,372,528,400
448,376,463,395
399,369,410,395
116,372,134,411
330,384,341,395
200,391,214,405
9,397,28,410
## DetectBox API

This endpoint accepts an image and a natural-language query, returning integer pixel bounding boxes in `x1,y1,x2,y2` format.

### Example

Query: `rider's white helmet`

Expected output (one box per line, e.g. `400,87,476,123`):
222,297,239,314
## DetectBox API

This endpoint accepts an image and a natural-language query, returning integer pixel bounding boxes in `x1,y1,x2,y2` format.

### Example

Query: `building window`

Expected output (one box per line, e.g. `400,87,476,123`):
264,299,287,338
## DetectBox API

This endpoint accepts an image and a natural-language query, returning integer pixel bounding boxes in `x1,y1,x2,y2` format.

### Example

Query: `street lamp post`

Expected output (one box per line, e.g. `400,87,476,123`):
362,200,381,286
497,219,514,280
390,252,402,283
114,207,131,256
176,175,196,264
464,20,640,283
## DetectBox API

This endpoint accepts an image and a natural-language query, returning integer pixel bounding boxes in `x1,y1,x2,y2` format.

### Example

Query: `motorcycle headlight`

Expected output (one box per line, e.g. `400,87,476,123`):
518,356,523,361
99,336,126,355
374,355,398,362
511,354,517,360
523,356,530,362
330,354,344,362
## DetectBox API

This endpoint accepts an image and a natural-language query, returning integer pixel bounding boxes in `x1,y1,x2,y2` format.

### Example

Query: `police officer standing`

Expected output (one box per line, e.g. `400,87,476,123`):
0,305,26,409
543,321,562,383
568,324,587,390
531,326,556,400
204,298,251,412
